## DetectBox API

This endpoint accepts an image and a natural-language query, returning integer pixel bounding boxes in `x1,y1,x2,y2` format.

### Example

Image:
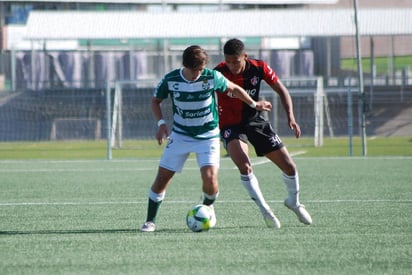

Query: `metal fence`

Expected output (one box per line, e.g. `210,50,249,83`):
1,83,410,143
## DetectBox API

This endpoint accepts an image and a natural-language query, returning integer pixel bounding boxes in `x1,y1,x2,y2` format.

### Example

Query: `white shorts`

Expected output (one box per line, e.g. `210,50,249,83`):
159,132,220,173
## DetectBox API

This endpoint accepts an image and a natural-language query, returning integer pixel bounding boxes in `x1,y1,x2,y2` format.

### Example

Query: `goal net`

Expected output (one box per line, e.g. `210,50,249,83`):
106,77,331,159
261,77,332,147
50,118,101,140
105,80,173,159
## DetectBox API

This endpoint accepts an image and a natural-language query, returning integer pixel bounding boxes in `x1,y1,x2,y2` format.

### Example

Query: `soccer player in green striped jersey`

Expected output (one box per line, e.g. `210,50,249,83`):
141,45,272,232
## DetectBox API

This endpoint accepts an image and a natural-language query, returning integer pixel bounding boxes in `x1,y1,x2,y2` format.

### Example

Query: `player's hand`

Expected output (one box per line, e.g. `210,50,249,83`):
156,124,169,145
289,120,301,138
255,100,272,111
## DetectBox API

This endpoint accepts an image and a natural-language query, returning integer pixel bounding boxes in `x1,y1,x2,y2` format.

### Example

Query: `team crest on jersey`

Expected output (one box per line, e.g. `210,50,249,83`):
176,107,184,116
250,76,259,86
202,78,210,90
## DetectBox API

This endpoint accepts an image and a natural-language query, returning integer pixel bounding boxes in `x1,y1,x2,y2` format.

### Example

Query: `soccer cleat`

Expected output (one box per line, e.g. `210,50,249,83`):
140,221,156,232
284,199,312,225
208,205,217,228
262,209,281,229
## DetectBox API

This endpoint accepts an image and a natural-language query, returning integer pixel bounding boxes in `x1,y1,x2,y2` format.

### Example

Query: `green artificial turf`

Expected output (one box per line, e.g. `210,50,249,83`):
0,157,411,274
0,136,411,160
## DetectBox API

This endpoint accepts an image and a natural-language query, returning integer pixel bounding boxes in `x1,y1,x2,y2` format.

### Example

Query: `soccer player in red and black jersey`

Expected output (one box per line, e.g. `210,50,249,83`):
215,38,312,227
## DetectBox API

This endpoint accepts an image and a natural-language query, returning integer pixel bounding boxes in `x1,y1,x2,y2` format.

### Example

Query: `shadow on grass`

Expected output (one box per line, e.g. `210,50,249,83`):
0,228,139,235
0,228,209,235
0,225,264,235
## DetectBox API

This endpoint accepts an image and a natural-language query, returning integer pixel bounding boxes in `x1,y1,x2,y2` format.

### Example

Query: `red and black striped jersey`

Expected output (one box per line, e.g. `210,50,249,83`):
214,59,279,128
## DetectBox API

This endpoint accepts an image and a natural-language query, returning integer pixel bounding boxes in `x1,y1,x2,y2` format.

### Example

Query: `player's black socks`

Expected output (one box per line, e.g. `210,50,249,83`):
202,197,215,206
146,198,162,222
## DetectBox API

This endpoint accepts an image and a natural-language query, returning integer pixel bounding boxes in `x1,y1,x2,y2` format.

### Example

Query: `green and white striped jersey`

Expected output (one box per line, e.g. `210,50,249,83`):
154,68,228,139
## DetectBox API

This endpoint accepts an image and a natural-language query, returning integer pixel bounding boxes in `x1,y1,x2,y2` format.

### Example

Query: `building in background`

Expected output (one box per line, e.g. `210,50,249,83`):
0,0,411,91
0,1,410,143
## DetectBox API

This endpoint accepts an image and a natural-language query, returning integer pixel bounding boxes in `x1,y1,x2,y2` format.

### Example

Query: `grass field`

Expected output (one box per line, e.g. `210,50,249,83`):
341,55,412,75
0,136,411,160
1,150,411,274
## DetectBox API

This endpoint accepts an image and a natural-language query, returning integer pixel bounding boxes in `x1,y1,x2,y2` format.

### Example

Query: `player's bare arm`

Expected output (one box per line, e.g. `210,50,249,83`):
226,80,272,112
151,97,170,145
270,80,301,138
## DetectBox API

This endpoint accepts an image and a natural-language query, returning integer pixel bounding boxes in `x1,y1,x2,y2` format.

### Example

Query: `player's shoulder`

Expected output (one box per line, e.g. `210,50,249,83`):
214,62,227,72
248,58,268,68
202,67,216,76
159,69,182,85
202,68,226,81
247,58,276,79
163,68,181,80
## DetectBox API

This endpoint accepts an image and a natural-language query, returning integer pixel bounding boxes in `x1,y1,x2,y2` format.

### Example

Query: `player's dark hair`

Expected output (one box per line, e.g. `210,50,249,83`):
182,45,208,69
223,38,245,56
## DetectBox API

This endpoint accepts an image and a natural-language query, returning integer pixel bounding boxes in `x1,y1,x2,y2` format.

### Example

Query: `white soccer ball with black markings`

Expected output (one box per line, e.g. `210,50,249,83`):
186,204,213,232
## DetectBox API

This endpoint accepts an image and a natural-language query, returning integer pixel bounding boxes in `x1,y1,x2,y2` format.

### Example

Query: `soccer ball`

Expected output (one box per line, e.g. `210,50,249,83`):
186,204,213,232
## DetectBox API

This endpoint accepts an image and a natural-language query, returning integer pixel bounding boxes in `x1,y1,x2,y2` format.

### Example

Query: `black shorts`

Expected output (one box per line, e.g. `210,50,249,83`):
220,119,284,156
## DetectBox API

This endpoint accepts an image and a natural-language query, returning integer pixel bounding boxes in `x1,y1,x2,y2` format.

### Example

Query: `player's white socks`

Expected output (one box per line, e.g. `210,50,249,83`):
282,172,300,207
149,189,165,202
241,173,271,214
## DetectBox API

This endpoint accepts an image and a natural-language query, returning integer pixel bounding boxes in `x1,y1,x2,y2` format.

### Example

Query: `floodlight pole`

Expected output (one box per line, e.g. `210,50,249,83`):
353,0,367,156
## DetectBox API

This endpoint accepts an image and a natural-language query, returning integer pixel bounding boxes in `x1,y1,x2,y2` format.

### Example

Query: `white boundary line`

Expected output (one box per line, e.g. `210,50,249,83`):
1,154,411,173
0,153,311,173
0,168,158,173
0,155,411,165
248,150,307,168
1,199,411,207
